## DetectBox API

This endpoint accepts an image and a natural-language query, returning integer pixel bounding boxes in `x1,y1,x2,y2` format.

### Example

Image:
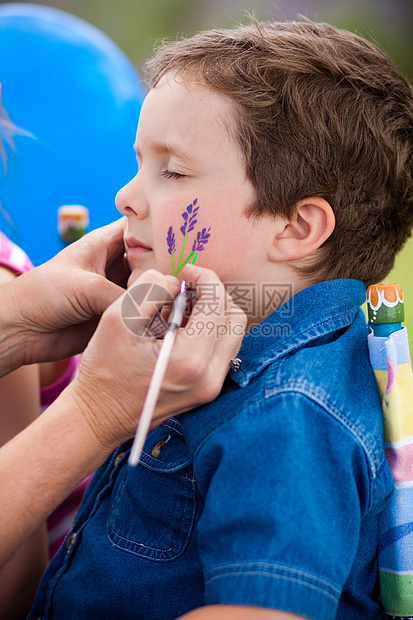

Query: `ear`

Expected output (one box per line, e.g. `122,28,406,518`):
268,197,335,262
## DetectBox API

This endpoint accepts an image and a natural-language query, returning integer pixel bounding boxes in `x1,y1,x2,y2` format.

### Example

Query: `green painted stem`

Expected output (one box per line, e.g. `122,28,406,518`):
176,233,187,273
175,251,195,274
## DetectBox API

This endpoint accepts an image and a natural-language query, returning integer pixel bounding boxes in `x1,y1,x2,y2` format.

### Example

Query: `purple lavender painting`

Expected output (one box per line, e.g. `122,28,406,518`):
166,198,211,275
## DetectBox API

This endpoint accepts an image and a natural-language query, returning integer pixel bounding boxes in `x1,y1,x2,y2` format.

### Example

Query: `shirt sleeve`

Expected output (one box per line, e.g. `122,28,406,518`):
193,390,373,620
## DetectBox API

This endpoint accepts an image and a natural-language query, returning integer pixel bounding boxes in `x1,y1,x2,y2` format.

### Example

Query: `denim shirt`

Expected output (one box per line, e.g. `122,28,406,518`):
30,279,394,620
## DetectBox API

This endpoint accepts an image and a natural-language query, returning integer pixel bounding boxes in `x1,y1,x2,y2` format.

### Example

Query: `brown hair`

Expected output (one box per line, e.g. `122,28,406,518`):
145,20,413,286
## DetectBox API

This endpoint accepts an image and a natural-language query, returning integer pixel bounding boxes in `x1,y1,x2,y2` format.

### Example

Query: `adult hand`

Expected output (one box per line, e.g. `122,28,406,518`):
70,265,247,452
0,264,245,568
0,218,129,376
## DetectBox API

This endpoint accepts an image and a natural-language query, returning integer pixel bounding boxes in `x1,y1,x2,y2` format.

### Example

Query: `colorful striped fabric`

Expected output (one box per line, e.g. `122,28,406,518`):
367,284,413,618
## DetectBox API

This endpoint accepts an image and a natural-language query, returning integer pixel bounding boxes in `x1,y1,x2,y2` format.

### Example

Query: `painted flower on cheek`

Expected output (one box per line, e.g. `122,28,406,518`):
166,226,176,254
165,198,211,275
180,199,199,236
192,227,211,253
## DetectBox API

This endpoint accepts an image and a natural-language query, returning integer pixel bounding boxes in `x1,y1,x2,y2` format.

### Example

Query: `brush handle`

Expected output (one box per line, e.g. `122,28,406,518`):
128,283,188,466
128,329,176,466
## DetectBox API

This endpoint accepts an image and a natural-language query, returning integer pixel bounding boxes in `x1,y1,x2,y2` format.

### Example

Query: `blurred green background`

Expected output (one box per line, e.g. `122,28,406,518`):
2,0,412,327
3,0,410,79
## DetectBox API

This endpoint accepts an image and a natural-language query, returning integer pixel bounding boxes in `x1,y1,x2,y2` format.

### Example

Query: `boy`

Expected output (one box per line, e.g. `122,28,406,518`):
30,19,413,620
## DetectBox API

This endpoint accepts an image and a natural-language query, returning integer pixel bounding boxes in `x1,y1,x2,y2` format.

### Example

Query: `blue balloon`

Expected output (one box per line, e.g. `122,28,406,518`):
0,3,144,265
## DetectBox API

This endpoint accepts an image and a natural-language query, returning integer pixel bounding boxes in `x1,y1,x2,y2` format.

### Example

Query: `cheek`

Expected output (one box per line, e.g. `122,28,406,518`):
185,231,234,278
155,211,179,269
156,197,252,278
154,209,194,277
190,219,259,280
156,199,206,272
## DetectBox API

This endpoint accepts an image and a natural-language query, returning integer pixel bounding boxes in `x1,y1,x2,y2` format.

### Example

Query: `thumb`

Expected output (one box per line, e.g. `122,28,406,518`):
77,273,126,318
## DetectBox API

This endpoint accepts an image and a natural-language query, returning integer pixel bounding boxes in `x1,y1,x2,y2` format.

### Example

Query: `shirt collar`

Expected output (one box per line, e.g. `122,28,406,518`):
230,279,366,387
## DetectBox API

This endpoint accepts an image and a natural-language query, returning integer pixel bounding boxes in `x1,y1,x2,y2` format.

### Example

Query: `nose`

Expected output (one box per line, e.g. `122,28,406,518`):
115,173,149,219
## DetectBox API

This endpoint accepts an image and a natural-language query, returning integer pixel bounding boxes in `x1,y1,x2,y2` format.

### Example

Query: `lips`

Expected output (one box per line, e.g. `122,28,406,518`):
125,236,152,257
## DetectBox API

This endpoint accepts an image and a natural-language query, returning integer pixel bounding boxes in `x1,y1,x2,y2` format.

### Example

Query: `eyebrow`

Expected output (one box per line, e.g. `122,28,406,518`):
133,140,194,162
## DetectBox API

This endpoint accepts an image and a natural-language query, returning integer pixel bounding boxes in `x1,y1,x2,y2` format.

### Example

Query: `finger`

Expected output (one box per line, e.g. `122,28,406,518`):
180,264,227,318
127,268,179,290
208,304,247,372
166,267,233,392
78,218,128,280
106,251,130,289
102,218,131,286
163,311,246,414
26,316,102,363
113,269,181,337
179,264,231,352
179,263,220,292
89,217,126,264
102,217,126,257
66,271,126,321
52,218,125,271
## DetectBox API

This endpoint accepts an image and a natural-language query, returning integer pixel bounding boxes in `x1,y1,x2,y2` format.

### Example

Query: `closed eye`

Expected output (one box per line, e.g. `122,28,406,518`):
161,170,185,180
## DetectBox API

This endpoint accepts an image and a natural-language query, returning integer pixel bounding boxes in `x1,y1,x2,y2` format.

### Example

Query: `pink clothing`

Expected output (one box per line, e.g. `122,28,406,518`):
0,231,91,558
40,355,79,410
0,231,33,273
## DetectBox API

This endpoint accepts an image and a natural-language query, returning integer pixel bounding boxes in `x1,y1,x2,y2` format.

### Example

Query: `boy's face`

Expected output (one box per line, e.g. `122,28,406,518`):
116,72,276,286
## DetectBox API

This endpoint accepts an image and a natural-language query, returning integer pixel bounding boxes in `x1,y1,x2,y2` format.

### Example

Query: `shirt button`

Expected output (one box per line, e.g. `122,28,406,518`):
114,452,125,466
151,440,166,458
66,532,77,551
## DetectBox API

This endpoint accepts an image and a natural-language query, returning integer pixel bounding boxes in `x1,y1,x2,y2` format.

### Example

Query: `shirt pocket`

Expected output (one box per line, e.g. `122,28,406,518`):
107,419,197,562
